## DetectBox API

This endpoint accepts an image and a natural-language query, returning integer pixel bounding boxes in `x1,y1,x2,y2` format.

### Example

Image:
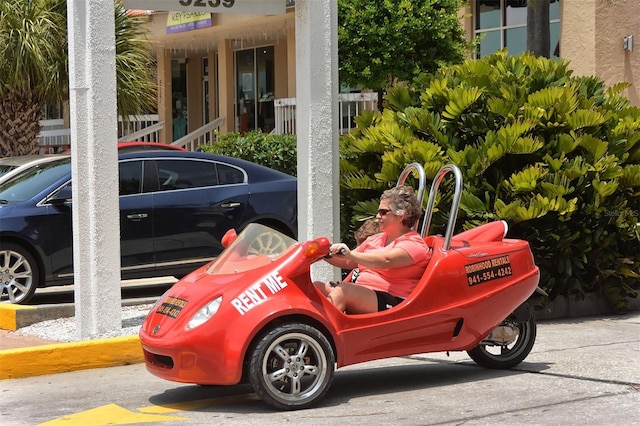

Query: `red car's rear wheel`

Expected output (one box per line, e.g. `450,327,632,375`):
467,315,537,369
249,322,335,410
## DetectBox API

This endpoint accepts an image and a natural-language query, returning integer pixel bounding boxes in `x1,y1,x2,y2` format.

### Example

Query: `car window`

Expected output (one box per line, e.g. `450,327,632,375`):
0,164,18,177
119,161,143,195
217,163,246,185
0,158,71,202
156,159,219,191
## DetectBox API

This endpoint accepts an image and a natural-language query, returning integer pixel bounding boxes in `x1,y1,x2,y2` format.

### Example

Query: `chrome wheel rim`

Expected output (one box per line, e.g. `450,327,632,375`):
0,249,34,303
261,332,329,403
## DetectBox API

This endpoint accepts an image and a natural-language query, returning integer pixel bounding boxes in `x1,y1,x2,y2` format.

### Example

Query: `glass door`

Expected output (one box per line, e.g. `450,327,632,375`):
172,60,188,141
257,47,275,133
235,46,274,133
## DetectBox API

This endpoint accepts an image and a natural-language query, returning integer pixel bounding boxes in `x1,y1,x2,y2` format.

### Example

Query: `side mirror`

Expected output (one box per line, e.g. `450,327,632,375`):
47,186,72,205
221,229,237,248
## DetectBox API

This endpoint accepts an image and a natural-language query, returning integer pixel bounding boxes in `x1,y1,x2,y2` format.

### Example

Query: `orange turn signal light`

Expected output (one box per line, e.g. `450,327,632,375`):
303,241,322,257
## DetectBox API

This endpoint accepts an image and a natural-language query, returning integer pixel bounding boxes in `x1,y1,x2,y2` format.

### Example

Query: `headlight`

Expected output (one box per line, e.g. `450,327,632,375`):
187,296,222,330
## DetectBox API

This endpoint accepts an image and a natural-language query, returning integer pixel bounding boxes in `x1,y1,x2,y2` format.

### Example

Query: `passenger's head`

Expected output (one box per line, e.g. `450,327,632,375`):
354,218,379,245
379,185,422,228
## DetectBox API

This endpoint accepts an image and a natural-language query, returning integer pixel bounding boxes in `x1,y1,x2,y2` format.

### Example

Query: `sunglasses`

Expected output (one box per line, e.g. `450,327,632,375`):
377,208,392,217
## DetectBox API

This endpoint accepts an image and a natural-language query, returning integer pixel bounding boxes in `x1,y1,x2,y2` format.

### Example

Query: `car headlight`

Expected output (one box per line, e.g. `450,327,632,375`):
187,296,222,330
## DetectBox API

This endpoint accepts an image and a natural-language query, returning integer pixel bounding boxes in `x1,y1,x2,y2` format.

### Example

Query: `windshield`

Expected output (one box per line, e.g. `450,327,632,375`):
207,223,297,274
0,158,71,202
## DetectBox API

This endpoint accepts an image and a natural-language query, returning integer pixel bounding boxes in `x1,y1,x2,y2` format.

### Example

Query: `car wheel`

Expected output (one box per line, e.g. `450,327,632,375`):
248,322,335,410
467,315,537,369
0,243,40,304
247,230,289,257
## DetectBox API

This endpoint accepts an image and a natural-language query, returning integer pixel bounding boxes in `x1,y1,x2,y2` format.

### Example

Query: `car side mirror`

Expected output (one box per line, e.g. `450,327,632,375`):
221,229,237,247
47,186,72,205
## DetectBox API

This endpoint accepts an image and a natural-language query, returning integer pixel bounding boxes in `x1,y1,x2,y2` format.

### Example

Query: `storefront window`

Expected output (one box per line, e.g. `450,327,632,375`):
474,0,560,59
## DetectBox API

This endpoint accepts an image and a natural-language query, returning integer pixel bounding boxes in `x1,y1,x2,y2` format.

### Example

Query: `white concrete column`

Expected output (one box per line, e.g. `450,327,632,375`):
67,0,121,339
295,0,340,282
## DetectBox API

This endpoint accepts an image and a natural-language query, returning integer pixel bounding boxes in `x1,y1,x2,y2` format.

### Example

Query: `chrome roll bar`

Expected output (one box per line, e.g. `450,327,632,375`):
421,164,463,250
396,162,427,232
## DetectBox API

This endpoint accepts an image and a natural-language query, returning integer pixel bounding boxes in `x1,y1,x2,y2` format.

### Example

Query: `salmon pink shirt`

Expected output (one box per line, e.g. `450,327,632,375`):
352,231,430,298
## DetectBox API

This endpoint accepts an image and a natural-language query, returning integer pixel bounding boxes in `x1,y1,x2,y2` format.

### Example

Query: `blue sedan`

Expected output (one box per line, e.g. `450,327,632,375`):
0,151,297,304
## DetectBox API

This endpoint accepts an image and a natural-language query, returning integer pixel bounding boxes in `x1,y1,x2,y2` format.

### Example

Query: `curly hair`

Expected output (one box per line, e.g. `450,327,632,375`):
380,185,422,228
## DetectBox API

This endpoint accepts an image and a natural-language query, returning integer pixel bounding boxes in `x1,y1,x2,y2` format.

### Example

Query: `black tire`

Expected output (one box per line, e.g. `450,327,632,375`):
0,243,40,304
248,323,335,410
467,315,537,369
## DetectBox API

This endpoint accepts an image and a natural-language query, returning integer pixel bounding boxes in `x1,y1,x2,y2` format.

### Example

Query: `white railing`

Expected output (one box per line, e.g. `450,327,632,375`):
39,115,163,151
118,121,164,142
118,114,161,142
38,119,71,153
274,97,297,135
273,92,378,135
171,116,225,151
339,92,378,134
38,91,376,151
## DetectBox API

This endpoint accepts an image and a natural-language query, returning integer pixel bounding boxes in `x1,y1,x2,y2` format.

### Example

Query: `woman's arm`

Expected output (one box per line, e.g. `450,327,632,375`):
328,243,414,270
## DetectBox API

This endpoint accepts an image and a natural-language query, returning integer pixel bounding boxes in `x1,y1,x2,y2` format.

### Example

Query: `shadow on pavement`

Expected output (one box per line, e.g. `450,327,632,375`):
144,361,550,413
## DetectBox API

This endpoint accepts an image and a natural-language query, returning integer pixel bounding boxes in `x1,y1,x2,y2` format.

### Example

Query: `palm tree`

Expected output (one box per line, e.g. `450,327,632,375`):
0,0,156,157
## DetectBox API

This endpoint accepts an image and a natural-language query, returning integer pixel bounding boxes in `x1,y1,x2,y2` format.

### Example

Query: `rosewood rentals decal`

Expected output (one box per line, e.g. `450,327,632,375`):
465,255,512,286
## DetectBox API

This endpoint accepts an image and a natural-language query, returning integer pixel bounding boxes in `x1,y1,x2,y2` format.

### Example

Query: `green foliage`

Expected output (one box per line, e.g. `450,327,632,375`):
337,0,469,92
113,2,158,121
199,131,297,177
0,0,67,103
0,0,156,116
0,0,157,155
341,50,640,311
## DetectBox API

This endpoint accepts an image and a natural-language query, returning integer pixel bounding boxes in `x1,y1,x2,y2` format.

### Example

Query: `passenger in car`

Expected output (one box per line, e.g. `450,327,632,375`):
315,186,430,314
354,218,379,245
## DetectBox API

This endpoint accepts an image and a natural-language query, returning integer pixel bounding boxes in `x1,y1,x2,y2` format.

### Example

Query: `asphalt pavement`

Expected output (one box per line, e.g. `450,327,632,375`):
1,313,638,425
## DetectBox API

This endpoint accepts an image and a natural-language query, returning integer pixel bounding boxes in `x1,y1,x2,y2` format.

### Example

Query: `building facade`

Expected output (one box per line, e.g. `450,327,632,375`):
133,0,640,144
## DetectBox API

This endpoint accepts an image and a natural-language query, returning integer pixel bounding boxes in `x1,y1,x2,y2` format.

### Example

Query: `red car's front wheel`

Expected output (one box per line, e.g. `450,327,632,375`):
249,322,335,410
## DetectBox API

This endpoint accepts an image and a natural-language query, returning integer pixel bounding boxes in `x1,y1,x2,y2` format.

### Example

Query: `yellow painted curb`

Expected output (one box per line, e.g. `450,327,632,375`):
0,304,36,331
0,335,143,379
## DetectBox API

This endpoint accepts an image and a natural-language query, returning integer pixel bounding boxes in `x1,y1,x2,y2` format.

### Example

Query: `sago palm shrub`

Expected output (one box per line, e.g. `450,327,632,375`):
340,50,640,311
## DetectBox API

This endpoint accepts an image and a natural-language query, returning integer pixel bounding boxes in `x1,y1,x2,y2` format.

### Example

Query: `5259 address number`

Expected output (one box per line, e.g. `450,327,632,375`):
179,0,235,7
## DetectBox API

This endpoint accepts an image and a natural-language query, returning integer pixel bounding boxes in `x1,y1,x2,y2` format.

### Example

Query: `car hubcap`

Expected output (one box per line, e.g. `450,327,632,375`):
0,250,33,303
263,333,327,401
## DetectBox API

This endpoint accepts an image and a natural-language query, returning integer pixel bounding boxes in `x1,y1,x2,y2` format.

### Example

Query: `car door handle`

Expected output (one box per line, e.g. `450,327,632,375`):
126,213,148,220
220,202,241,208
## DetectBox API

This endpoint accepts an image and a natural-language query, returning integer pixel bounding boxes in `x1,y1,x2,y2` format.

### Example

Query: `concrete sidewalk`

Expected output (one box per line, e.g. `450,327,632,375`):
0,299,156,379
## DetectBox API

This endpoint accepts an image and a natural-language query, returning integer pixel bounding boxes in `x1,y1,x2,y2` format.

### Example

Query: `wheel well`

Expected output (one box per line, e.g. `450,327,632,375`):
0,237,45,287
240,314,337,383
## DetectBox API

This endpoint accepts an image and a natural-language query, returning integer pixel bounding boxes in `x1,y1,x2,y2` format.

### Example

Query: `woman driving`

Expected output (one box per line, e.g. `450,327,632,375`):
315,185,431,314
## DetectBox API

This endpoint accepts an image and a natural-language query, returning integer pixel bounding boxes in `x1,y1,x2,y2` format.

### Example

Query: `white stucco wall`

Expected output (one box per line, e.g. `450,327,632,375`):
562,0,640,105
